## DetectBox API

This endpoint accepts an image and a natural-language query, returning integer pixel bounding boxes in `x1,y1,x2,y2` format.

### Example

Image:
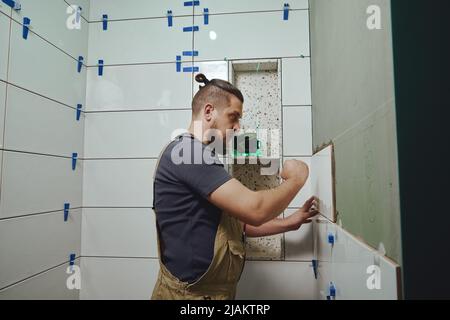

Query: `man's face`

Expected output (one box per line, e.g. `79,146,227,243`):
207,95,243,153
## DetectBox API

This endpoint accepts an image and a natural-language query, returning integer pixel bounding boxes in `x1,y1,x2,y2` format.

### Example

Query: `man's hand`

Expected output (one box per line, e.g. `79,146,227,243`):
280,159,309,186
285,196,319,231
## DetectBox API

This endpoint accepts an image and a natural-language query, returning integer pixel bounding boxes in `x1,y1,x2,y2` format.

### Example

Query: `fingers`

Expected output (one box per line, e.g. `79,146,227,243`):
305,209,319,219
303,196,318,210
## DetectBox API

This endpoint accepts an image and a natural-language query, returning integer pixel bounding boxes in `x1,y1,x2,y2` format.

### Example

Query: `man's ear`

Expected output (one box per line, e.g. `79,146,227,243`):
204,104,214,122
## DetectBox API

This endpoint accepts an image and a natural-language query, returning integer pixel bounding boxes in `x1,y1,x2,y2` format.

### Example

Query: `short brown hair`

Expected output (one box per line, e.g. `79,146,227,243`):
191,73,244,116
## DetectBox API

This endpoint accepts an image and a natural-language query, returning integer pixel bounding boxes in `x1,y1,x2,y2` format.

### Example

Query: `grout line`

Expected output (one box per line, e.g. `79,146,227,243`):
0,207,82,222
84,107,191,114
82,157,158,161
0,257,80,292
3,81,78,112
81,255,158,260
1,148,75,159
85,8,309,24
85,56,310,69
307,2,315,151
282,105,312,108
82,206,153,209
0,13,13,206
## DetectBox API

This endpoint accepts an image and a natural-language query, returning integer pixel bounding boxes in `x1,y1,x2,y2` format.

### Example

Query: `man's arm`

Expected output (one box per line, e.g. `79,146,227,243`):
244,196,319,237
208,160,309,226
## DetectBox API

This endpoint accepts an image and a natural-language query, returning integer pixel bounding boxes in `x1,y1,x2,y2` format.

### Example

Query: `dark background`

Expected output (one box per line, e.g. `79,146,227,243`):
391,0,450,299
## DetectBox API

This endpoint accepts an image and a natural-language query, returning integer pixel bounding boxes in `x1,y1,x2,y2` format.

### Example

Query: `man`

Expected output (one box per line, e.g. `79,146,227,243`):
151,73,317,300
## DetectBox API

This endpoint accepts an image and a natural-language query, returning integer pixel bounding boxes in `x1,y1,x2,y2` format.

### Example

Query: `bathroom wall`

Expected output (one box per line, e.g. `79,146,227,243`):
81,0,314,299
309,0,402,265
0,0,89,299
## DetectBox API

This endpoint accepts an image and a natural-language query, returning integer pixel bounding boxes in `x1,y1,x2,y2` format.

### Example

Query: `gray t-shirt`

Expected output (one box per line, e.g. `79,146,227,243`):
153,133,232,283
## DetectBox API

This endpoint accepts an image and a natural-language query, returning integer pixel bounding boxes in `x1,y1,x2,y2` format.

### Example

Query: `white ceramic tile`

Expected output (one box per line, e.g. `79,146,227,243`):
0,82,6,146
236,261,315,299
196,0,309,15
194,10,309,61
89,0,192,21
86,62,192,111
0,209,81,289
0,258,81,300
87,16,193,65
283,157,312,207
8,21,86,107
0,1,12,16
82,159,156,207
84,110,190,158
284,208,314,261
81,208,157,258
282,57,311,105
4,85,84,157
314,218,400,300
0,151,83,218
311,145,335,221
193,60,228,97
0,13,10,81
80,257,159,300
314,217,335,262
11,0,89,59
282,106,312,156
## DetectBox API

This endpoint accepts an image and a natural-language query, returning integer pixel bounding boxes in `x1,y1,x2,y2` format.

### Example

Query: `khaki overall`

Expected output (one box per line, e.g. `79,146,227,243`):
151,137,246,300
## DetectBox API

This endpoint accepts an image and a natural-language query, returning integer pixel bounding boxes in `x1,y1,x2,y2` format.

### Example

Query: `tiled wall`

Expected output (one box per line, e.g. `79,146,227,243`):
0,0,401,300
81,0,314,300
0,0,89,299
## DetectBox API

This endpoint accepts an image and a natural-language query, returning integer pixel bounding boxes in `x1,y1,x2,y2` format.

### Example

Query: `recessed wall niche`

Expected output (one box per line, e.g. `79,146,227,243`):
228,59,283,260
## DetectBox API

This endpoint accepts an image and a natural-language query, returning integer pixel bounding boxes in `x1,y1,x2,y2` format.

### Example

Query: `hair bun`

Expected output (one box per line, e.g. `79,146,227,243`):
195,73,210,87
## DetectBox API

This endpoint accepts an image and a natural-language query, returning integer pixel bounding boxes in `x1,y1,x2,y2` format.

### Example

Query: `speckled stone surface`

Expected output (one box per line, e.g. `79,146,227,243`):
229,61,283,260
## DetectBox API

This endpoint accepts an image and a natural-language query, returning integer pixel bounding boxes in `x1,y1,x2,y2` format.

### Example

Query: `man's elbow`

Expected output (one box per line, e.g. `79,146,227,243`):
246,193,267,227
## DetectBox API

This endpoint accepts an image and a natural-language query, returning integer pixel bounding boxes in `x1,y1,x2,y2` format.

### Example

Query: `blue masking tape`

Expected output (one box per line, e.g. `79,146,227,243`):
69,253,76,265
72,153,78,171
64,203,70,222
167,10,173,27
176,55,181,72
203,8,209,25
183,66,199,73
77,56,84,73
22,17,30,39
182,51,198,57
283,3,290,20
98,59,104,76
328,232,335,246
184,1,200,6
2,0,21,10
102,14,108,30
183,26,199,32
76,104,82,121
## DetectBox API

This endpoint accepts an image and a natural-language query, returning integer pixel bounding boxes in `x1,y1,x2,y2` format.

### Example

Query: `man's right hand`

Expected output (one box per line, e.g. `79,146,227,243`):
280,159,309,185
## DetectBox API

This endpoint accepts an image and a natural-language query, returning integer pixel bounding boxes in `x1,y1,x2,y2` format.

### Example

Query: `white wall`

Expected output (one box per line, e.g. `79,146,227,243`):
0,0,89,298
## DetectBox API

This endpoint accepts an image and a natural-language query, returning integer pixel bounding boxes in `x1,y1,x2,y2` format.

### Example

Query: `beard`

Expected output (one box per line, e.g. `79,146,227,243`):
207,121,230,156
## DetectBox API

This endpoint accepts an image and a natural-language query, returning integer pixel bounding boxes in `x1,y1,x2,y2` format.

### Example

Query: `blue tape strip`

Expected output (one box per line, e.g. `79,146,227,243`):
283,3,290,20
176,55,181,72
64,203,70,222
329,282,336,298
22,17,30,39
183,66,199,73
184,1,200,6
98,59,104,76
102,14,108,30
77,56,84,73
203,8,209,25
69,253,76,266
2,0,21,10
183,26,199,32
76,104,82,121
167,10,173,27
327,232,335,246
72,153,78,171
182,51,198,57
